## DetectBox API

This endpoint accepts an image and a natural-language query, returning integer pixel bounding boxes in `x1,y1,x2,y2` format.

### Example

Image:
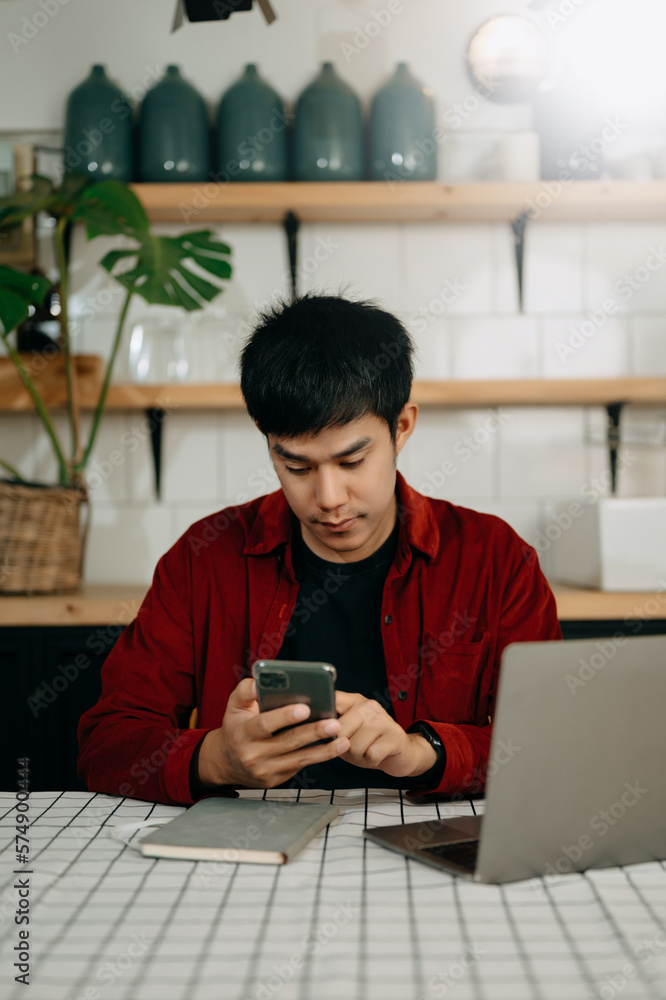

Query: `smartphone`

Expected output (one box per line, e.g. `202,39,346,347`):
251,659,337,739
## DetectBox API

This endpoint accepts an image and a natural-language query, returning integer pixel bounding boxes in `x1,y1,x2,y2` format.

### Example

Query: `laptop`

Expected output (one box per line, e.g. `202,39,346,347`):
363,634,666,883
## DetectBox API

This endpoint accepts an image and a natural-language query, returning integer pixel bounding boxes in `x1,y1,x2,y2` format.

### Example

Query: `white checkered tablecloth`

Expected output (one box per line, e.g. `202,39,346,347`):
1,789,666,1000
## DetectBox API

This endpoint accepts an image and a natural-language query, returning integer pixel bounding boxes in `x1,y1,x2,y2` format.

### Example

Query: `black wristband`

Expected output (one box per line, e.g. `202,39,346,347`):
188,738,208,801
188,737,237,801
405,721,447,791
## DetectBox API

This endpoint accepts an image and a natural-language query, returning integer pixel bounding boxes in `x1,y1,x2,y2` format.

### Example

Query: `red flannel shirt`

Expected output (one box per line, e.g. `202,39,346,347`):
77,470,561,805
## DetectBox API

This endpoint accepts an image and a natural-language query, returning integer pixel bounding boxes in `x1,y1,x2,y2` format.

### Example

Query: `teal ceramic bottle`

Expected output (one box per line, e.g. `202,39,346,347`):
217,64,288,182
139,65,210,182
64,65,133,181
294,62,363,181
369,62,437,181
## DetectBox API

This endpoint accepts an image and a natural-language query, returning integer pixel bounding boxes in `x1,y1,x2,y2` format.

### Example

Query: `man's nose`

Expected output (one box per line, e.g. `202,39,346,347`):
314,467,348,511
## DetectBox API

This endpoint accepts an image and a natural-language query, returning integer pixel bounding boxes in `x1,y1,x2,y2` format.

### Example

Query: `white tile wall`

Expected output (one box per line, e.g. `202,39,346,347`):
219,411,279,505
299,224,401,314
523,224,584,314
451,316,538,378
403,225,495,314
161,412,220,505
542,317,629,377
407,316,451,380
497,408,588,498
210,224,291,315
632,316,666,374
404,408,498,499
4,210,666,585
585,224,666,314
83,504,175,585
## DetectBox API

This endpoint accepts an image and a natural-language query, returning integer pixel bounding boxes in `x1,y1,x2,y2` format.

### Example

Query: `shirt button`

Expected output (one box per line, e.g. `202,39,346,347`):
384,614,392,625
398,690,407,701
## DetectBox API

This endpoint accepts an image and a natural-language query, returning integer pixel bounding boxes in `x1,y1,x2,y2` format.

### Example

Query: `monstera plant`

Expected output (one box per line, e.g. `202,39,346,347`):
0,173,232,593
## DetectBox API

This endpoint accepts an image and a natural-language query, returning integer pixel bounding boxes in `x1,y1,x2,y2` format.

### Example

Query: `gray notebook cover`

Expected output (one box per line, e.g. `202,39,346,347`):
139,797,339,864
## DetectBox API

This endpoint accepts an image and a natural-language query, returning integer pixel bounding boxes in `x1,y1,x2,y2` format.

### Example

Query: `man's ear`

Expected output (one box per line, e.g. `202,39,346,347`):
395,402,418,457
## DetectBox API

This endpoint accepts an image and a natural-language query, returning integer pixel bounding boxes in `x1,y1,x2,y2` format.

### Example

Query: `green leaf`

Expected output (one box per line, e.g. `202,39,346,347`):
0,267,51,335
49,172,94,218
0,174,56,228
74,180,150,239
100,229,233,311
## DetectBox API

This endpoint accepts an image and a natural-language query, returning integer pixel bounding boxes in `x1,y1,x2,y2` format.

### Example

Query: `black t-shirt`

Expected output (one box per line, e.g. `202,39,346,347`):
276,515,413,789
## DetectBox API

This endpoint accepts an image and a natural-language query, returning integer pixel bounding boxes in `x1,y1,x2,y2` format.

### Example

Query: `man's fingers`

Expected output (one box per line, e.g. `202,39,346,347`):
274,735,350,779
334,690,360,714
249,700,315,738
230,677,258,708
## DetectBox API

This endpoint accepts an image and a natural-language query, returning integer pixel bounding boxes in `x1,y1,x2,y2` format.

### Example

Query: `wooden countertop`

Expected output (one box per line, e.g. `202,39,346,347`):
0,584,665,626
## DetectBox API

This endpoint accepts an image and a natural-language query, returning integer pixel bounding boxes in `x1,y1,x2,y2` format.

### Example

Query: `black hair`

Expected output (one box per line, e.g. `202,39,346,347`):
239,292,415,445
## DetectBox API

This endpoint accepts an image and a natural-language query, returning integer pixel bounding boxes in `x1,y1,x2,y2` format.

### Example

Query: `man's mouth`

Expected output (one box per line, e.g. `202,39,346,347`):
319,517,359,531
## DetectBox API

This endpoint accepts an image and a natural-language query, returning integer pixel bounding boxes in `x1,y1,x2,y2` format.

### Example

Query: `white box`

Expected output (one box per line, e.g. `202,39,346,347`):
548,498,666,592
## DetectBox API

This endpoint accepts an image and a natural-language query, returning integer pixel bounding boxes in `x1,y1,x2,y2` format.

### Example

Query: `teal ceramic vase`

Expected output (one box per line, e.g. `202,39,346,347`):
217,64,288,182
139,65,210,182
64,65,133,181
294,62,363,181
369,63,437,181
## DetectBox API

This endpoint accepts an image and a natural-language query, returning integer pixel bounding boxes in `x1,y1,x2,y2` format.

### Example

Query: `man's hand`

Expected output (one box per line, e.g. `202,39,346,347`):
196,678,350,790
334,691,437,778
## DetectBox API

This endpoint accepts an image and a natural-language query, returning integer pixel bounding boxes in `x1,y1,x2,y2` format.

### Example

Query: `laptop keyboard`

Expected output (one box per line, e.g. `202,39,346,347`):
422,839,479,869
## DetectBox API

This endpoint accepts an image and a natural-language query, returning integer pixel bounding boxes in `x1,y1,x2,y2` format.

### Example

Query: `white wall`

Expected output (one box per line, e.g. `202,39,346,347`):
1,0,666,585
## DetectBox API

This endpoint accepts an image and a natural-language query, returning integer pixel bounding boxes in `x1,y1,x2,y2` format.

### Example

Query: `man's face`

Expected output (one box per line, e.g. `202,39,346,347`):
265,404,417,563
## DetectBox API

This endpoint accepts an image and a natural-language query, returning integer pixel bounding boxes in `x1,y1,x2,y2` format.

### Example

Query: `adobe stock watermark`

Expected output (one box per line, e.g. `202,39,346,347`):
538,0,593,30
67,933,151,1000
27,602,140,717
417,409,509,498
340,0,405,62
418,943,485,999
521,116,627,220
84,406,175,495
383,73,500,189
556,245,666,361
8,0,71,54
253,900,355,999
522,448,638,562
53,65,165,182
565,580,666,695
352,610,478,716
408,278,468,333
542,780,647,880
178,107,293,222
587,929,666,1000
117,728,186,798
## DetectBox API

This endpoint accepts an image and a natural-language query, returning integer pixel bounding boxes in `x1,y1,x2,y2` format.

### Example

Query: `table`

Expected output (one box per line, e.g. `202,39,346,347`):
1,789,666,1000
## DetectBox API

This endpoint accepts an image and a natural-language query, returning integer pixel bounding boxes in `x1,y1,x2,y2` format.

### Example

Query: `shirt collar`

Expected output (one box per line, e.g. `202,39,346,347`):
242,470,440,564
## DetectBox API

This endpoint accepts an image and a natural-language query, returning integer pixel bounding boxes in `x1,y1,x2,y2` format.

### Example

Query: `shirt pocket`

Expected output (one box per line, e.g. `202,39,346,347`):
415,631,491,725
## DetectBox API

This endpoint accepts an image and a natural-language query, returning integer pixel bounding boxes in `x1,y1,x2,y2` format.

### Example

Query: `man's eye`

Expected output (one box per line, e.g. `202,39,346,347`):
285,459,364,475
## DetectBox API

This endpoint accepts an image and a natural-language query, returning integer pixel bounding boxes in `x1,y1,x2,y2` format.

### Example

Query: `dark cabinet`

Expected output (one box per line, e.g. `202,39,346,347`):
1,626,122,791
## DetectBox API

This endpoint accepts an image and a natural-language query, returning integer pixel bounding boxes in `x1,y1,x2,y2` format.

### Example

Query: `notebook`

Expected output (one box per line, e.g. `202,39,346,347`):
138,796,339,864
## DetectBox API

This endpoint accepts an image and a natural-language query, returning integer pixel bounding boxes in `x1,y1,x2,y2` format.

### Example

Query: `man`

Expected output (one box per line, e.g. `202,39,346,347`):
78,293,561,805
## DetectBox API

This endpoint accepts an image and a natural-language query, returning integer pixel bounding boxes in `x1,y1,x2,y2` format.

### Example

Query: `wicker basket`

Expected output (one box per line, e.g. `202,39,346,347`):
0,481,89,595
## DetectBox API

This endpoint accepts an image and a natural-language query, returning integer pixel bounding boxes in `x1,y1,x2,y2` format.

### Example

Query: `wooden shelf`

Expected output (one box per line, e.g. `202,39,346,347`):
0,585,148,627
1,583,664,625
131,181,666,225
1,376,665,413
